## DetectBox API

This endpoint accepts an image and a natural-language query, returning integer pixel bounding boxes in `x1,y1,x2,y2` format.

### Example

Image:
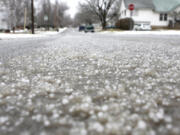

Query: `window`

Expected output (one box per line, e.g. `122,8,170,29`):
164,14,168,21
160,14,163,21
160,13,168,21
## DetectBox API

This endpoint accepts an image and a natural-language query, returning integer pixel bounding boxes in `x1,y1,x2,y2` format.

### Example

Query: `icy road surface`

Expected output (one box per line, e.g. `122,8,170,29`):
0,29,180,135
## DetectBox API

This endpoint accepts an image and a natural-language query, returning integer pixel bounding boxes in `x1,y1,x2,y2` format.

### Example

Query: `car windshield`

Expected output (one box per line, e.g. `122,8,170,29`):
143,24,150,26
135,24,141,26
86,26,93,29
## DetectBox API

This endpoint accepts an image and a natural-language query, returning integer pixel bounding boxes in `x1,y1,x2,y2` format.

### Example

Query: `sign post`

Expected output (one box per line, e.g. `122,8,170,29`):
24,8,27,30
44,15,48,30
128,4,135,17
128,4,135,30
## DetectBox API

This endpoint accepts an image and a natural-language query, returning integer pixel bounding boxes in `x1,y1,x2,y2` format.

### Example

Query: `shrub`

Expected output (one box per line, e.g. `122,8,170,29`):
5,29,10,33
115,18,134,30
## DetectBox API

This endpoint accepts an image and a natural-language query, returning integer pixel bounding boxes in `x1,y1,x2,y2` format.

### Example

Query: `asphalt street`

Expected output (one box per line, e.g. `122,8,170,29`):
0,29,180,135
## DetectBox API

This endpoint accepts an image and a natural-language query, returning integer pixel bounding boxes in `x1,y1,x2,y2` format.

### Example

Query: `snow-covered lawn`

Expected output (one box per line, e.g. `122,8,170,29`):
100,30,180,35
0,28,67,40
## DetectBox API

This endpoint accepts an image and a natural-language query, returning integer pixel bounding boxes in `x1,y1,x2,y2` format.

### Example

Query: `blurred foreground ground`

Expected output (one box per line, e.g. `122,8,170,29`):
0,29,180,135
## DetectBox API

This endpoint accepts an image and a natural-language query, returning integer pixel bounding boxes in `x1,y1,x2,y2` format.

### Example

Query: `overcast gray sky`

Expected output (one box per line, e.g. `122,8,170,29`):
59,0,84,18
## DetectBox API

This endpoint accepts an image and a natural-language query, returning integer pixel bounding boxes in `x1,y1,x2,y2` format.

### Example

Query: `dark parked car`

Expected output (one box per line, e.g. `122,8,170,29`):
79,26,85,32
84,25,95,33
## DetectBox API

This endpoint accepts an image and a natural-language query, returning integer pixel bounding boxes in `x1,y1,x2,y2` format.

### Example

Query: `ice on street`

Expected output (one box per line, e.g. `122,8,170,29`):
0,29,180,135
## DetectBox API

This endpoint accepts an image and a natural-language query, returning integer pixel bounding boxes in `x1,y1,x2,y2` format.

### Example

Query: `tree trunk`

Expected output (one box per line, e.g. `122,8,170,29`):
102,21,106,29
101,16,107,30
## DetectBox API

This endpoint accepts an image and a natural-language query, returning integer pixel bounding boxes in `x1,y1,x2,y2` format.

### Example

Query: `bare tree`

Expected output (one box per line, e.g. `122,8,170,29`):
56,2,69,27
1,0,16,28
2,0,72,29
74,3,99,26
37,0,70,28
83,0,118,29
61,15,73,27
2,0,32,29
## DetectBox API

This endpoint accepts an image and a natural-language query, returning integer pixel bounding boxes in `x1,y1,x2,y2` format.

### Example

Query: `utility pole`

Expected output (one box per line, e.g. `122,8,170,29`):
24,8,27,30
31,0,35,34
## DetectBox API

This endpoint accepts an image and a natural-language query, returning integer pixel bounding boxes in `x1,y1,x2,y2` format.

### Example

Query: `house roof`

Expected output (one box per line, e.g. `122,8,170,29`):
124,0,155,10
153,0,180,13
123,0,180,13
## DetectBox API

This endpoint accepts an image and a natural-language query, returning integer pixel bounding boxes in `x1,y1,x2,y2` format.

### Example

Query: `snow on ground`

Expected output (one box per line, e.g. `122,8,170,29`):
0,28,67,40
0,31,180,135
100,30,180,35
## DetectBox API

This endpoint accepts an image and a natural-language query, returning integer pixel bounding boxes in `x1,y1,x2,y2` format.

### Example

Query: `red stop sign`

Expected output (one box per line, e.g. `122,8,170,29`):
128,4,134,11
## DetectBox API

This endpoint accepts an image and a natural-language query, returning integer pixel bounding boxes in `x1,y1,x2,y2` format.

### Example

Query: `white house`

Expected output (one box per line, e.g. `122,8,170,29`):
119,0,180,28
0,2,9,30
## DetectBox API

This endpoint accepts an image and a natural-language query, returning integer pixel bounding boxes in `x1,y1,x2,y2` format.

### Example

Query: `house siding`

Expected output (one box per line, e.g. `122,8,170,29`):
174,6,180,20
120,0,126,18
132,9,171,27
119,0,175,27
